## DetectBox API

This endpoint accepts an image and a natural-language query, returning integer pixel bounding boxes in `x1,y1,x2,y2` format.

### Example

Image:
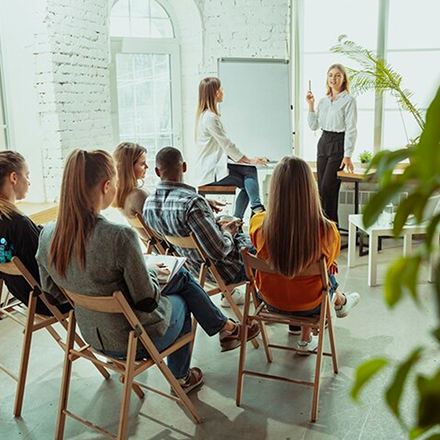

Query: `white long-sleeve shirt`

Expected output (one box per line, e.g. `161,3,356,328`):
307,91,358,158
196,110,244,186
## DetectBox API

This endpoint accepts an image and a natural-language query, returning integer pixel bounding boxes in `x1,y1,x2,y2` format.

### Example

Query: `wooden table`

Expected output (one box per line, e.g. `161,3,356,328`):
16,202,58,225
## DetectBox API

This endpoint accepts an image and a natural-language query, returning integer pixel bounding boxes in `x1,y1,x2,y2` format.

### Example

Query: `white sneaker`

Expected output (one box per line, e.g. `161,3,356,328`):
220,288,245,308
335,292,360,318
296,335,319,356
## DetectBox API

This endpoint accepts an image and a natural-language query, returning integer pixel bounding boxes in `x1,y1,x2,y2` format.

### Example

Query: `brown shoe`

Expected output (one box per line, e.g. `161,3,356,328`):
220,322,260,352
171,367,204,396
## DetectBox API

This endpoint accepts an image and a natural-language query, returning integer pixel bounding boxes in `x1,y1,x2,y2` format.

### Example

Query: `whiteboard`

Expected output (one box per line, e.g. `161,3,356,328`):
218,58,292,161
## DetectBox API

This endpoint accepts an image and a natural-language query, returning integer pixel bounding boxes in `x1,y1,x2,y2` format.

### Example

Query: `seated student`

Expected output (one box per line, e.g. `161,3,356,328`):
0,151,69,316
143,147,253,306
37,149,259,393
249,156,360,354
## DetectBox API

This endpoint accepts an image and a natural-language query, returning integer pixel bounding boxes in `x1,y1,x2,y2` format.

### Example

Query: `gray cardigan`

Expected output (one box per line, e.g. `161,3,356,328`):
36,216,172,353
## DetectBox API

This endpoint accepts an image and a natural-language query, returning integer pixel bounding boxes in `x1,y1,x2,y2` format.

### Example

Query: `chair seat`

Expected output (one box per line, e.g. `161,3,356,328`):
198,185,237,195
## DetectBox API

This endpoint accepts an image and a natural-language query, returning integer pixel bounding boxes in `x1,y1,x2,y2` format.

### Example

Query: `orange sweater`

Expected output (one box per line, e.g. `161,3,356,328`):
249,212,340,312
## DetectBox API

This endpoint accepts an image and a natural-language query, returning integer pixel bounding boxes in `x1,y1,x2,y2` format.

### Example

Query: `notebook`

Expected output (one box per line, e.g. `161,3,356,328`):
144,255,186,290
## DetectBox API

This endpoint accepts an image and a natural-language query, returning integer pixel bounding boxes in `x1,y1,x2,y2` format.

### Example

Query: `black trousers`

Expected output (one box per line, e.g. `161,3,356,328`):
317,130,345,225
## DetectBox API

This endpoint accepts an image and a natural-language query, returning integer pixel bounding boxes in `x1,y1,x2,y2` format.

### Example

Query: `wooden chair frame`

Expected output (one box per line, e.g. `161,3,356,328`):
0,257,109,417
236,250,338,422
55,289,202,440
163,233,258,350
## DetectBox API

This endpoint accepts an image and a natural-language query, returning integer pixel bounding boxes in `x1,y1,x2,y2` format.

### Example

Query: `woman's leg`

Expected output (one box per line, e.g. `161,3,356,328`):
152,294,192,378
228,164,263,214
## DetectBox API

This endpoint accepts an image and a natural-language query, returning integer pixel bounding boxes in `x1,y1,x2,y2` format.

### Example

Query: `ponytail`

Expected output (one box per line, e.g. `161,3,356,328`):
0,151,26,219
50,149,115,277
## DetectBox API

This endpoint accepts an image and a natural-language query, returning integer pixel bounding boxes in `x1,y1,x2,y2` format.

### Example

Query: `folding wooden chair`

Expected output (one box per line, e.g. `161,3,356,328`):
55,289,201,440
0,256,109,417
236,250,338,422
124,212,168,255
163,233,258,349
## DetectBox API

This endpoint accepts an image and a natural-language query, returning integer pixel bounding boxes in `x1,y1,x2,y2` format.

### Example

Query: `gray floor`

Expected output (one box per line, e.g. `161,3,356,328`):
0,237,437,440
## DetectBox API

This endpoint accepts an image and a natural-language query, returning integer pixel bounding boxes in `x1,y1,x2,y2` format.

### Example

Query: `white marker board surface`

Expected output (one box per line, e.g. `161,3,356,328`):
218,58,292,161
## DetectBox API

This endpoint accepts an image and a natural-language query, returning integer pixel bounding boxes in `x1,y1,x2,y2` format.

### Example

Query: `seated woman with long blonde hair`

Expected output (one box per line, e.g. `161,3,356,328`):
249,156,360,354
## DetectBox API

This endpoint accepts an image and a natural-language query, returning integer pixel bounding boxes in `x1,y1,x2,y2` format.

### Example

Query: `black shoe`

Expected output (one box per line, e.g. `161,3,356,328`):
288,325,302,335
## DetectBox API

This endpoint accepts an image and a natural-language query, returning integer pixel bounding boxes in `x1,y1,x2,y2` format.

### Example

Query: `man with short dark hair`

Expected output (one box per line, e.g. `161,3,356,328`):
143,146,252,306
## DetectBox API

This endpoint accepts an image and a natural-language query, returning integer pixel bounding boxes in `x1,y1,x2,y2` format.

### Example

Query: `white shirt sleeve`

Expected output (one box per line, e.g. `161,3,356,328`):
205,114,244,162
343,98,357,157
307,101,320,131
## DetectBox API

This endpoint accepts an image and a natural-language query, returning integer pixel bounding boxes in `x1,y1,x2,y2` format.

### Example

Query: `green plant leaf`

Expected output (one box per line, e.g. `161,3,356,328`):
433,327,440,344
410,426,433,440
426,213,440,253
385,348,422,420
393,193,423,236
403,256,422,304
351,358,388,401
426,434,440,440
417,369,440,428
384,258,407,307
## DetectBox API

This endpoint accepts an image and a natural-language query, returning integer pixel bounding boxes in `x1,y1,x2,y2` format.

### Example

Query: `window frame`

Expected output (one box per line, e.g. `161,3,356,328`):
0,39,10,150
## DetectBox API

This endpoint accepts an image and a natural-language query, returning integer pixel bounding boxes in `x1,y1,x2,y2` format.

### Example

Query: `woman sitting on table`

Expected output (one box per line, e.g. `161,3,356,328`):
0,151,70,316
196,77,267,220
36,149,259,393
249,156,360,354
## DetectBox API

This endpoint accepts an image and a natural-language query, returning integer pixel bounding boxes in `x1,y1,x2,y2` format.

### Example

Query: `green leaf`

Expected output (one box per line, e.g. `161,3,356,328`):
417,369,440,428
385,348,422,420
425,213,440,253
433,327,440,344
351,358,388,400
393,193,423,236
409,426,432,439
384,258,407,307
426,435,440,440
403,256,422,304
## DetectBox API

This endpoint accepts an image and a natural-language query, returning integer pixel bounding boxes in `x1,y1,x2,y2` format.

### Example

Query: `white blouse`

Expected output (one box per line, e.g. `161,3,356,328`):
196,110,244,186
307,91,358,158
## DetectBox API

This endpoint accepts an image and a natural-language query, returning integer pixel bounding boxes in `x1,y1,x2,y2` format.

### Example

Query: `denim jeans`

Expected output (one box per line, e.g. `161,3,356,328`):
264,273,339,316
210,163,263,219
163,269,228,336
102,294,192,379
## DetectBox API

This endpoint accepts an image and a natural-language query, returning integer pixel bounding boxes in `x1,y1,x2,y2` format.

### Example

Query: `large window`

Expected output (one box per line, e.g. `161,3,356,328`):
110,0,181,190
0,42,8,150
295,0,440,160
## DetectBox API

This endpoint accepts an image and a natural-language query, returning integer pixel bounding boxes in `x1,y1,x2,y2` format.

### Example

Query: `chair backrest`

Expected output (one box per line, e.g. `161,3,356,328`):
0,261,22,277
240,248,328,293
163,233,200,251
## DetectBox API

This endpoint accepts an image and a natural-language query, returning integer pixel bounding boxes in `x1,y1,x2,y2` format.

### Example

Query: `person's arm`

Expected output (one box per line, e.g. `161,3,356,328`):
307,98,320,131
187,198,235,261
323,223,341,268
115,227,162,313
205,113,245,162
343,98,358,158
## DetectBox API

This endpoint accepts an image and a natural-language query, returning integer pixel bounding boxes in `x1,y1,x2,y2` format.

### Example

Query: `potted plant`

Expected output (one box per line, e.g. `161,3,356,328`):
358,150,373,168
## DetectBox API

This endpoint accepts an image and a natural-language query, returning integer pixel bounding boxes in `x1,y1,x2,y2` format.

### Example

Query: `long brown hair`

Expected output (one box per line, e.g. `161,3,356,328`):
262,156,334,278
326,63,350,96
50,149,116,277
195,77,221,136
113,142,147,208
0,151,26,219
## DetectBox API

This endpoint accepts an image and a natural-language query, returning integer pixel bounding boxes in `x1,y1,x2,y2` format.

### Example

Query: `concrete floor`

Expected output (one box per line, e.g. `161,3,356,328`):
0,237,437,440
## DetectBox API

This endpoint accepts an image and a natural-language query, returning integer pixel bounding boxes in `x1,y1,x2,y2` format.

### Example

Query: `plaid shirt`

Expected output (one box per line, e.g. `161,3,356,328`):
143,181,251,285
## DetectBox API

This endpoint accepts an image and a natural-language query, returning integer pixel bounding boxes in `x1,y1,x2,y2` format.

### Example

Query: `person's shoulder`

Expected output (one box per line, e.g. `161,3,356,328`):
344,93,356,103
202,110,220,123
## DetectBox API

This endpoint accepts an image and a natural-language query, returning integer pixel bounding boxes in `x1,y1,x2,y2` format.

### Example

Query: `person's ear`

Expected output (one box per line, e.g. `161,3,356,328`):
9,171,17,185
102,179,111,194
155,167,161,178
182,162,187,173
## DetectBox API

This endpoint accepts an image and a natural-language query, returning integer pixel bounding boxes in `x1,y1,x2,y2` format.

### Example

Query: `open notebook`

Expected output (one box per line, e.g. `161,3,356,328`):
144,255,186,291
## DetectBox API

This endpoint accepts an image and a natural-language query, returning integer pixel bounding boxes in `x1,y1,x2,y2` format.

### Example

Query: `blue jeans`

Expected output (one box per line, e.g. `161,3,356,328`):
264,274,339,316
210,163,263,219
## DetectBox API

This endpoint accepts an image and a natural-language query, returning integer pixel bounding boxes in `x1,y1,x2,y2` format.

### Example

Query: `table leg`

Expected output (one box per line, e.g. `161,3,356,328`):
348,220,357,268
368,233,378,287
429,232,439,283
403,234,413,257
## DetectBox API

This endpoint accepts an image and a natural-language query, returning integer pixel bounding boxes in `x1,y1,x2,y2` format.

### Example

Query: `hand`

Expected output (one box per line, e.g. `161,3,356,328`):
151,263,170,278
306,91,315,109
207,198,226,213
340,157,354,173
329,262,338,275
249,157,268,166
221,220,239,237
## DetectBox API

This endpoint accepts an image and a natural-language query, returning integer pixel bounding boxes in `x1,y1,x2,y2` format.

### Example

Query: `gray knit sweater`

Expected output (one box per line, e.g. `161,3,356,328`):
36,216,172,353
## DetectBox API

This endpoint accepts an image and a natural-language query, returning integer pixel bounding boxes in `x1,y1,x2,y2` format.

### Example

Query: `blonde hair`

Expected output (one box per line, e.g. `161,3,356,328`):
262,156,334,278
326,64,350,96
50,149,116,277
113,142,147,209
0,151,26,219
195,77,221,137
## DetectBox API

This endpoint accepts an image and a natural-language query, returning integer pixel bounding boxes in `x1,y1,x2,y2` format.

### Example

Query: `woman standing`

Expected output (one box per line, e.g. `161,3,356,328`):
307,64,357,225
196,77,266,220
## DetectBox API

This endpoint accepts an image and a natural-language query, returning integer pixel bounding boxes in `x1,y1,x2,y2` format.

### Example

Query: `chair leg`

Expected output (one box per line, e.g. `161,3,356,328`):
311,304,327,423
55,311,76,440
223,288,259,349
259,321,273,363
326,299,338,374
13,294,38,417
189,317,198,360
118,332,137,440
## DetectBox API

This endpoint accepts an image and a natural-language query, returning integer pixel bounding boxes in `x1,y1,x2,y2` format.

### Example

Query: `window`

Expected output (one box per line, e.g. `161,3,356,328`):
0,44,8,150
110,0,181,190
